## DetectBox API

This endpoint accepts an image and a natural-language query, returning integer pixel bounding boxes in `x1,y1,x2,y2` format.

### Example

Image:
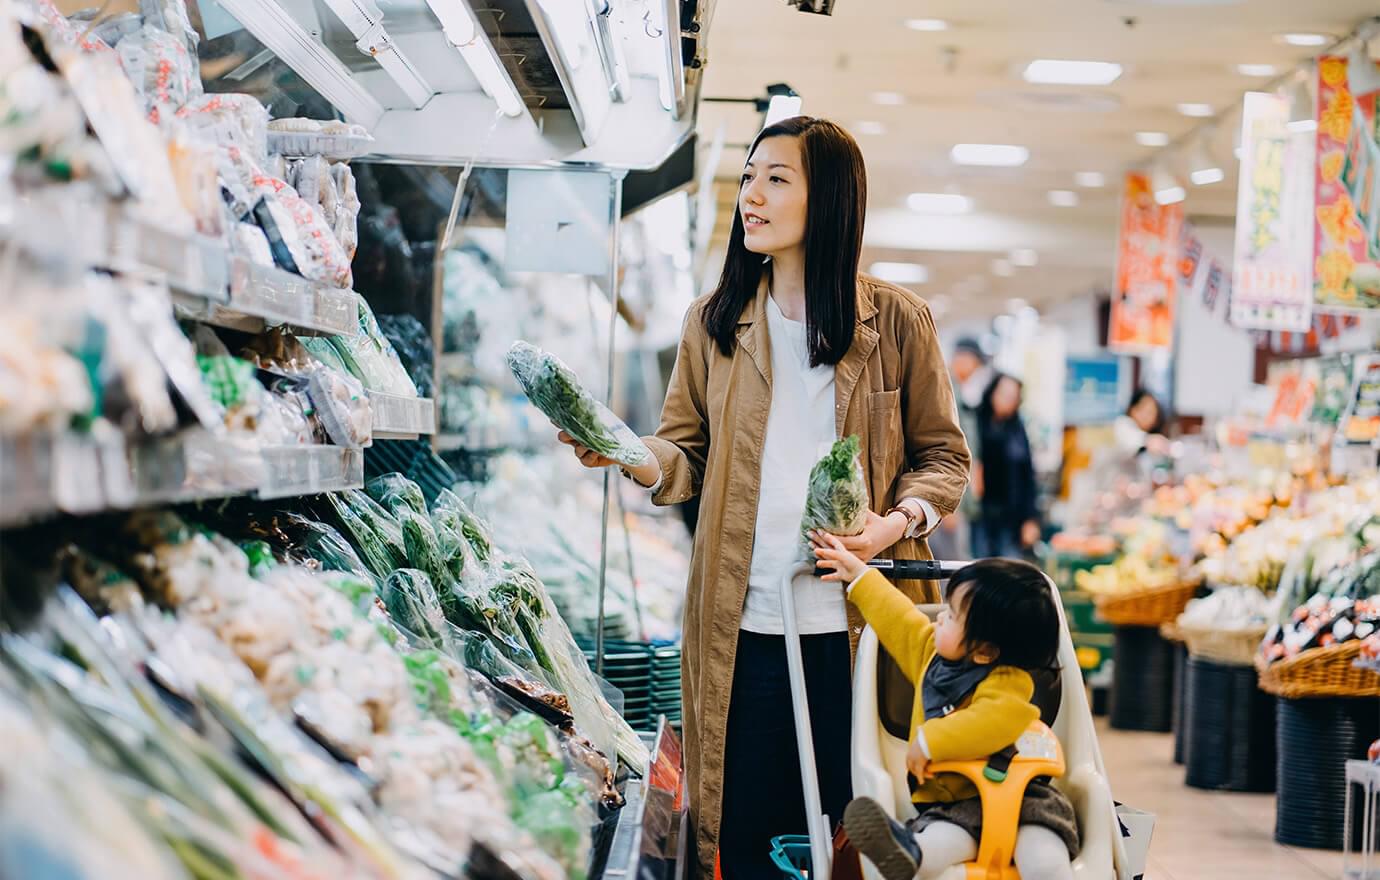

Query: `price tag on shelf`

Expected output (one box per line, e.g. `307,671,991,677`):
54,434,106,515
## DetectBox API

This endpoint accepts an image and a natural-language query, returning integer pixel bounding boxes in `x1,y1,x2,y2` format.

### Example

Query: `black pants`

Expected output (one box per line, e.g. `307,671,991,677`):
718,630,853,879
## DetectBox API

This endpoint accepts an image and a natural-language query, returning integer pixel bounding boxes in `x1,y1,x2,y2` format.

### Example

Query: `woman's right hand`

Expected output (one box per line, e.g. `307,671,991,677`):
557,430,618,469
557,430,663,488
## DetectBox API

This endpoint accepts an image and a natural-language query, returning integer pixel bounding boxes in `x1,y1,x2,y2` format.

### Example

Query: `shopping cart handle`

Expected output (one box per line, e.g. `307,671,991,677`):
811,558,969,581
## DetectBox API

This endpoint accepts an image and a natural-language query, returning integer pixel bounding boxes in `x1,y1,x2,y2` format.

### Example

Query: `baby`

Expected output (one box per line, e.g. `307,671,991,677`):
812,532,1079,880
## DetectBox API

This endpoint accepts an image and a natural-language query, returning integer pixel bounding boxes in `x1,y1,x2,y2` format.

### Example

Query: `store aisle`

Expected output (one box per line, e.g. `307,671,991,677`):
1099,719,1345,880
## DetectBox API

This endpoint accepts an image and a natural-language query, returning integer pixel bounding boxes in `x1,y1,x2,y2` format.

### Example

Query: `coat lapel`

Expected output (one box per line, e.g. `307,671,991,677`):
735,276,772,385
834,280,880,436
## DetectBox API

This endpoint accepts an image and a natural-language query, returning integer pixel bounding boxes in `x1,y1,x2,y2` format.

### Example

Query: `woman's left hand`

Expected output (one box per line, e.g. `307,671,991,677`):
812,510,908,563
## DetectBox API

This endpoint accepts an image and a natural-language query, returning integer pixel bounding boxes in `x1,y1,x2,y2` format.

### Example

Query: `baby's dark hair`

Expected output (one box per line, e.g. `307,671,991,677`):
943,558,1061,671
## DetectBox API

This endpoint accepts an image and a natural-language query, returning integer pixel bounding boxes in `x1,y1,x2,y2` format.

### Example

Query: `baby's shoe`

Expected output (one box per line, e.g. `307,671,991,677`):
842,796,921,880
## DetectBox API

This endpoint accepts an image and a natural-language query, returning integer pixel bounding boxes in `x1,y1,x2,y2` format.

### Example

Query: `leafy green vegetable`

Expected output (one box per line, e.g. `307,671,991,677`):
433,489,493,564
799,435,869,545
365,475,428,520
382,569,447,645
506,341,650,468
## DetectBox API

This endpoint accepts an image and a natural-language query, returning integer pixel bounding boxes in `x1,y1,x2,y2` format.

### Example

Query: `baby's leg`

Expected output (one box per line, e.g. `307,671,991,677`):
1013,825,1074,880
913,821,977,880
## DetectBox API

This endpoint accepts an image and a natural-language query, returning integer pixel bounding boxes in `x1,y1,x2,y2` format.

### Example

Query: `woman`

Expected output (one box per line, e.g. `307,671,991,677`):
559,117,970,878
1115,388,1170,458
974,373,1040,560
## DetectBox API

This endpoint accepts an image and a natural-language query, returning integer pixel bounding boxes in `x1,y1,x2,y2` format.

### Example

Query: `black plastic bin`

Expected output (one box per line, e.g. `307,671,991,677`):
1275,696,1380,850
1109,625,1177,732
1183,656,1276,792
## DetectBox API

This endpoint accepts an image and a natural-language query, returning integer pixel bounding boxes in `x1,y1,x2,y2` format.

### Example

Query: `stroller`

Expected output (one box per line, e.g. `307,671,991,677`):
762,557,1137,880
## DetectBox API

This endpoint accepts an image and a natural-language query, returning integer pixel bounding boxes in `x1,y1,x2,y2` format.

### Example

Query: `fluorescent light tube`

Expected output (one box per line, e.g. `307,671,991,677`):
950,143,1030,167
1023,59,1122,86
869,262,929,284
907,193,974,214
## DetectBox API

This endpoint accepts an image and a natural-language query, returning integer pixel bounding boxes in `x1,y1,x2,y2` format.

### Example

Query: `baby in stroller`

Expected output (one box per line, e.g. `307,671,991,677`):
812,533,1080,880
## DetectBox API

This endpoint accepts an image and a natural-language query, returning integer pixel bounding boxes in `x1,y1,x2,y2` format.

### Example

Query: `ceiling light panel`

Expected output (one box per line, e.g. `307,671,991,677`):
1136,131,1171,147
949,143,1030,167
1177,102,1214,117
871,91,906,105
905,18,949,31
1074,171,1106,188
855,121,886,136
1278,33,1332,47
907,193,974,214
1236,63,1278,77
1048,189,1080,207
1023,59,1123,86
869,262,930,284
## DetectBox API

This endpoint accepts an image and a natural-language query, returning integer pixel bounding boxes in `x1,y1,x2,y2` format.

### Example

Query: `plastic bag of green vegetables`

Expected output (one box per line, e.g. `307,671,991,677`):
365,474,427,520
799,434,869,548
328,299,418,397
432,488,493,564
505,341,651,468
382,569,451,648
323,491,407,580
280,515,376,586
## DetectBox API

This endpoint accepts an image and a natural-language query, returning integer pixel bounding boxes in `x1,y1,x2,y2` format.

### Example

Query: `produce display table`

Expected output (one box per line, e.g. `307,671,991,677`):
1109,625,1178,732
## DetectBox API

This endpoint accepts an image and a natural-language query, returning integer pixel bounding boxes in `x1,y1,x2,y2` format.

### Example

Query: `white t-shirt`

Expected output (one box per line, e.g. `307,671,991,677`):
739,295,850,635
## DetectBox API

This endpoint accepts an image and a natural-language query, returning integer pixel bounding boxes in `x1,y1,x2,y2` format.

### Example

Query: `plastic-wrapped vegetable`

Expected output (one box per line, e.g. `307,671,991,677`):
281,515,375,584
505,341,651,468
377,314,435,397
383,569,448,645
367,474,428,520
323,492,403,580
401,510,451,595
433,488,493,564
799,434,869,547
328,300,419,397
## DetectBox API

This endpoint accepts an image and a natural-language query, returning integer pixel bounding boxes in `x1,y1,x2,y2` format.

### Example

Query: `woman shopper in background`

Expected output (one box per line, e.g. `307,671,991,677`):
974,373,1040,560
558,116,970,877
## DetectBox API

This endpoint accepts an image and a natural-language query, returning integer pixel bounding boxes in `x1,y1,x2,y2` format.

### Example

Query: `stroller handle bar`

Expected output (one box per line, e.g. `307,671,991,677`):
811,557,969,582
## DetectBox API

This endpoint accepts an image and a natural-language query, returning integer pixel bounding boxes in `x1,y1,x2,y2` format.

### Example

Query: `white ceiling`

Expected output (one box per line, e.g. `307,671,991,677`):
697,0,1380,320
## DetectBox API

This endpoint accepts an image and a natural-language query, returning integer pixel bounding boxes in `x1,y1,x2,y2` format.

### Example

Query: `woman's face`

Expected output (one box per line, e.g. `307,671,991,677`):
991,377,1022,420
739,136,808,258
1130,395,1160,432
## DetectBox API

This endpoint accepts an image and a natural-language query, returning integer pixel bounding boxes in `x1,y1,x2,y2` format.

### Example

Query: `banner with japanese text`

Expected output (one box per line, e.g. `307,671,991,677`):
1313,55,1380,311
1231,91,1315,330
1110,171,1182,353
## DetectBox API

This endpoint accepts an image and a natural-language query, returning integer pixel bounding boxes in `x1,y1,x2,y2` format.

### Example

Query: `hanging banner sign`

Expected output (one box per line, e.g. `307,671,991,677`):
1313,56,1380,312
1230,91,1315,331
1110,171,1182,353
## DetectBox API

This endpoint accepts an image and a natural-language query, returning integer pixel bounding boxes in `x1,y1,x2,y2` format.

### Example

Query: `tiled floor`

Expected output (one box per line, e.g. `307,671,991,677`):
1098,719,1348,880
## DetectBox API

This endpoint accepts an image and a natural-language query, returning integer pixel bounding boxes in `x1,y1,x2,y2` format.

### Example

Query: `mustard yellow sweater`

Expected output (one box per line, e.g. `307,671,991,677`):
849,568,1039,804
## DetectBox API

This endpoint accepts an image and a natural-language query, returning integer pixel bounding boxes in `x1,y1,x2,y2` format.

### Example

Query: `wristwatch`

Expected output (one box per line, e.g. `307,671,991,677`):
885,504,919,538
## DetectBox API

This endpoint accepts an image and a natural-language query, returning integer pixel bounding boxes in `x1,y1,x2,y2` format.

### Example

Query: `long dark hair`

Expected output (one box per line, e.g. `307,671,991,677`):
701,116,867,367
1127,388,1166,434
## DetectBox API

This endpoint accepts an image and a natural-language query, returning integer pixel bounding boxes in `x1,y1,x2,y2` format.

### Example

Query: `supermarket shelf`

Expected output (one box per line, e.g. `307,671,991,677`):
180,258,360,336
5,187,360,336
369,393,436,439
0,433,363,527
259,445,364,499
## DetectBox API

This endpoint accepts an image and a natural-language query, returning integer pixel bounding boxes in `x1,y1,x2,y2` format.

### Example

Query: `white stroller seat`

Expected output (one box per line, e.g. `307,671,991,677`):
849,572,1132,880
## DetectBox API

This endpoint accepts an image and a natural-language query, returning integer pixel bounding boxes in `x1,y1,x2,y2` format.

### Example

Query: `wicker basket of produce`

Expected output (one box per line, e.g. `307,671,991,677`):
1094,578,1203,627
1256,641,1380,699
1179,623,1268,667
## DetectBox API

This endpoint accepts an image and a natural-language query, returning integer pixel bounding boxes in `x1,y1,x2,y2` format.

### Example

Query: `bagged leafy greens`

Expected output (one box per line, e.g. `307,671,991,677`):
505,341,651,468
800,434,870,547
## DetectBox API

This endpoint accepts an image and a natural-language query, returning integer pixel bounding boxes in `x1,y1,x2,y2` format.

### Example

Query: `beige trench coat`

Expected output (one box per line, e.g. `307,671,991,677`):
642,274,971,877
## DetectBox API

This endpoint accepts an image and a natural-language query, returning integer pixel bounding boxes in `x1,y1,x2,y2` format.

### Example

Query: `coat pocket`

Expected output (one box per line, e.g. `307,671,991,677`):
867,389,902,484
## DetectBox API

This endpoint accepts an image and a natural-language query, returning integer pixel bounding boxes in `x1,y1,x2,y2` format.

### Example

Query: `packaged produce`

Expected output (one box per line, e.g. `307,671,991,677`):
377,314,435,397
507,340,650,468
799,434,869,545
330,299,419,396
114,25,199,125
178,93,268,166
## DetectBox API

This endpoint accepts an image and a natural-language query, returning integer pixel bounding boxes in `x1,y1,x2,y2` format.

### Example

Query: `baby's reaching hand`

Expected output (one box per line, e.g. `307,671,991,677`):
906,736,930,781
811,532,868,584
